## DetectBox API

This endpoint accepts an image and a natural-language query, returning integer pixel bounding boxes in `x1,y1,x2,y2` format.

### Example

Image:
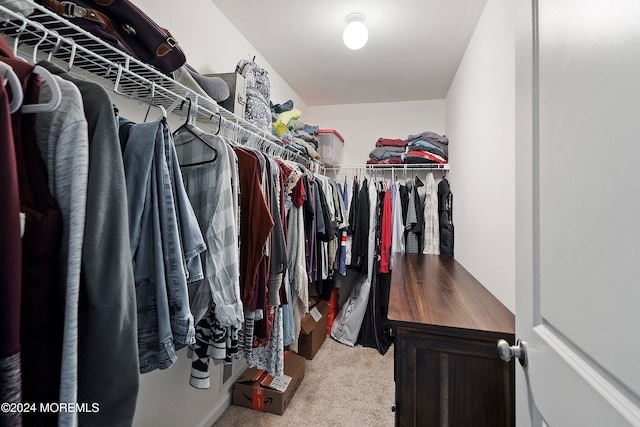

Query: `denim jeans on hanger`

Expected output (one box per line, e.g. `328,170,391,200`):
121,117,202,373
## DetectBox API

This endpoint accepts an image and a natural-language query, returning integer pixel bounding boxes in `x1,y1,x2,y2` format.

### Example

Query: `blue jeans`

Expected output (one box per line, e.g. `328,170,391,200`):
120,117,205,373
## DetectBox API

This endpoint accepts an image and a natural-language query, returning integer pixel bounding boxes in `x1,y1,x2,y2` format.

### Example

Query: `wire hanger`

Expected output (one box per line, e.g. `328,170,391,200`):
174,98,218,167
0,61,23,113
21,65,62,113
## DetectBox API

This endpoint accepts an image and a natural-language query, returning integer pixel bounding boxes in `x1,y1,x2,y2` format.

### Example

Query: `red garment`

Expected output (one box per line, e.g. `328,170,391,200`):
379,187,392,273
292,177,305,208
375,137,407,148
0,76,21,360
1,37,65,426
234,148,274,308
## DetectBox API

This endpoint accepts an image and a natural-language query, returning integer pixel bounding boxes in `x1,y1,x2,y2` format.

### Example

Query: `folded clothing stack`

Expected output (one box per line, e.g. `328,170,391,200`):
366,145,406,165
270,100,321,160
404,131,448,164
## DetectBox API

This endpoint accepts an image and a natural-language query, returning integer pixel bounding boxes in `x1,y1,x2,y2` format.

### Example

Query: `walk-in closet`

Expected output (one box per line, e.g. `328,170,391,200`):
3,0,639,426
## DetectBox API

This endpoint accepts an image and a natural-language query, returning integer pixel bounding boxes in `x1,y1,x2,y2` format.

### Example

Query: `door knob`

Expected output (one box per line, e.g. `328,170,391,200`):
497,339,528,367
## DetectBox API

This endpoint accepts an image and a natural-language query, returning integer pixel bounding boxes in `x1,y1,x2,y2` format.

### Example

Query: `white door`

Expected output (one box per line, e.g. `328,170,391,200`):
515,0,640,425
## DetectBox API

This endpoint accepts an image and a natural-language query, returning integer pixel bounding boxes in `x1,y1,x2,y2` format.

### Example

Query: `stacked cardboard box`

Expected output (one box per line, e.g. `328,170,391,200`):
232,351,306,415
298,300,329,360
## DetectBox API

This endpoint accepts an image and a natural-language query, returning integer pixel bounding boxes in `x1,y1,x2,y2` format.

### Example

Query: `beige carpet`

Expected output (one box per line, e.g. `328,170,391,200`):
212,337,395,426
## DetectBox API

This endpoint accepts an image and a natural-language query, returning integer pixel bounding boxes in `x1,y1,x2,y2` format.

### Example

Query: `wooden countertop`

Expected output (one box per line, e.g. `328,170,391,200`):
388,254,514,336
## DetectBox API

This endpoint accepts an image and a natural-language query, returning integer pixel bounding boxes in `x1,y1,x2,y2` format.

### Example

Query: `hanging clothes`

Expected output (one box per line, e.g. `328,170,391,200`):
379,182,392,273
331,178,375,346
338,178,350,276
358,179,392,355
276,159,299,348
37,60,139,426
438,178,454,256
234,147,274,361
405,177,425,253
34,66,90,427
173,126,243,388
120,117,205,373
314,174,338,300
302,174,317,283
350,178,371,274
285,171,309,353
345,176,359,268
248,157,286,377
390,178,404,269
174,127,243,328
1,43,63,427
0,68,23,427
422,172,440,254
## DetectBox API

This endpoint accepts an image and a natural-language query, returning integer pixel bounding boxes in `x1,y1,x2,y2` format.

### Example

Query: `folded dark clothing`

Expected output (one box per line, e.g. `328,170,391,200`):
407,131,449,145
366,157,403,165
407,140,448,159
375,137,407,147
271,99,294,114
405,150,447,164
368,146,406,161
404,156,437,165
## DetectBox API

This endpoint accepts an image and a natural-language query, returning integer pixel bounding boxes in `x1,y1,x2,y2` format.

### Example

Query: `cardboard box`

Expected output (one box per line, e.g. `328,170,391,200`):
232,351,305,415
298,300,329,360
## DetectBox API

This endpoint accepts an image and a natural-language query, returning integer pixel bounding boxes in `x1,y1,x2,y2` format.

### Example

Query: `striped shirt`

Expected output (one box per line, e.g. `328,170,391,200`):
174,125,243,328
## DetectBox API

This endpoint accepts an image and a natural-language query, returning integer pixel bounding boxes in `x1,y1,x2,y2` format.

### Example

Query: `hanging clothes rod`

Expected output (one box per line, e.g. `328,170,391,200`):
212,113,314,167
324,163,450,171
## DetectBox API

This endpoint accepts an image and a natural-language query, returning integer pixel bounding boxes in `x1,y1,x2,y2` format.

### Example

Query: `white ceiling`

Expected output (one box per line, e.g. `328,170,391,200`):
210,0,488,107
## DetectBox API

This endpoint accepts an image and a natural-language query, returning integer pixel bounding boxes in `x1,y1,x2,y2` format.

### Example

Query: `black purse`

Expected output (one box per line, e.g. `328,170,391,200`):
37,0,186,74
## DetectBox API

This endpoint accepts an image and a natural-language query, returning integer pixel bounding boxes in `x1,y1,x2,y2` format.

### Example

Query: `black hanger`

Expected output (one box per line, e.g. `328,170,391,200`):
174,98,218,167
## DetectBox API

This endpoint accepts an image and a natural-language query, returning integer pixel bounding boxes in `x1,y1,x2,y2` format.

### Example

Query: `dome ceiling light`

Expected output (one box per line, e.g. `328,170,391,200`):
343,13,368,50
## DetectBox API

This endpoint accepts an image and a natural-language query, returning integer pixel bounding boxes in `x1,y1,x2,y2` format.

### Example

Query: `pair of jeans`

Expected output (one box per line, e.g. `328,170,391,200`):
120,117,205,373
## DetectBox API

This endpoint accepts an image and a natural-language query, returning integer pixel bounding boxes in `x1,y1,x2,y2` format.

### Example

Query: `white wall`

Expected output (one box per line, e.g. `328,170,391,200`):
134,0,308,115
445,0,516,312
307,100,446,166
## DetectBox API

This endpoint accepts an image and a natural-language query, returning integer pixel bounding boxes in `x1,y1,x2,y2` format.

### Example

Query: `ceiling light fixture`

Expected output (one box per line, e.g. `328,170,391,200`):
343,13,368,50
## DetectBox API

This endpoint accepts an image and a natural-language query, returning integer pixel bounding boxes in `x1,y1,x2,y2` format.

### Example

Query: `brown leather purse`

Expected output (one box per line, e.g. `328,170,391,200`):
37,0,186,74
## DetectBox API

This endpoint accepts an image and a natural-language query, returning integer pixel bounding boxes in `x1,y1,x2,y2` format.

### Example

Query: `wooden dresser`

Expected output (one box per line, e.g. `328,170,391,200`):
388,254,515,427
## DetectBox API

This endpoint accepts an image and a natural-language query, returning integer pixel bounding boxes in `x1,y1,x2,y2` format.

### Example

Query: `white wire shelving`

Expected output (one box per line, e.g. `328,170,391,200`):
324,163,450,174
0,0,318,168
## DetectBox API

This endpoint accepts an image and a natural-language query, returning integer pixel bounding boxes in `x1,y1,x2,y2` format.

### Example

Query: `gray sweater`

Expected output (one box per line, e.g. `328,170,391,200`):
38,61,139,427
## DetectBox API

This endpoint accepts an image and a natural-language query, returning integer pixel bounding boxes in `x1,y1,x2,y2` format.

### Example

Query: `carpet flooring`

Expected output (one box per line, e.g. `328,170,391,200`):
212,337,395,426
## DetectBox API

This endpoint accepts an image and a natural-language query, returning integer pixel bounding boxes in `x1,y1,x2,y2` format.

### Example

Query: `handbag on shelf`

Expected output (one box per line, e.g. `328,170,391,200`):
36,0,186,74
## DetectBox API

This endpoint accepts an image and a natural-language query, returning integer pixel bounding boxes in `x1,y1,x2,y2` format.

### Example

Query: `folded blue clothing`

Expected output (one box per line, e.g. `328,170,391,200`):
271,99,294,114
369,146,406,161
294,129,314,140
407,140,448,159
304,124,319,135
